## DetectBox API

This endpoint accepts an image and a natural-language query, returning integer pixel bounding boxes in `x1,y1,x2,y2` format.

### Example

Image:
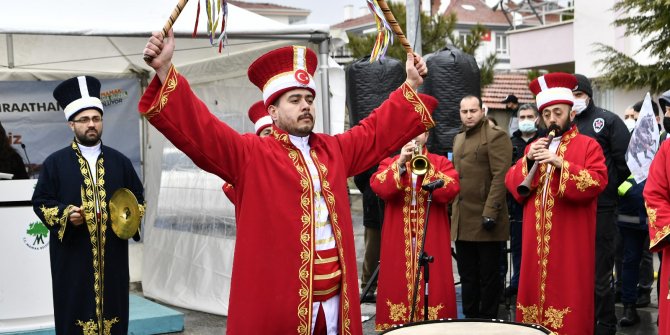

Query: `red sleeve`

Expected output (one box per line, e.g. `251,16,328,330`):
138,65,253,185
370,156,407,201
556,140,608,202
335,83,435,177
425,156,460,205
223,182,236,205
644,140,670,251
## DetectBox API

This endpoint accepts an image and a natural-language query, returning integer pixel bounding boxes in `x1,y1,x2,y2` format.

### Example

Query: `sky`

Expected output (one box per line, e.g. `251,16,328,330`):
242,0,363,26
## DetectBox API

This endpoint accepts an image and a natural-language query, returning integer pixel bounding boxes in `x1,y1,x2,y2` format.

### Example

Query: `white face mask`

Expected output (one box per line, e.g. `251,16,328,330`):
624,118,636,132
518,119,537,133
573,98,588,115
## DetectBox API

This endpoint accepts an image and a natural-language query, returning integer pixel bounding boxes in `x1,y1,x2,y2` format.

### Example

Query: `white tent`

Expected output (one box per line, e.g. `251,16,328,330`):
1,0,346,317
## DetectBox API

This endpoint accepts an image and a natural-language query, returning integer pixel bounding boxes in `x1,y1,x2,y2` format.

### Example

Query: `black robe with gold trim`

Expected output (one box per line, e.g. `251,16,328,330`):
32,141,144,335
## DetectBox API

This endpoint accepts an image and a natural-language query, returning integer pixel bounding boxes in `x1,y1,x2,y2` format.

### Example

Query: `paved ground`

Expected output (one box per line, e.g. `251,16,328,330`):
134,193,661,334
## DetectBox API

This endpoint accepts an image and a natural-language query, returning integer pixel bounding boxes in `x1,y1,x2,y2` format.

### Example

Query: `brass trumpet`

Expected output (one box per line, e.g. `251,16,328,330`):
410,140,430,176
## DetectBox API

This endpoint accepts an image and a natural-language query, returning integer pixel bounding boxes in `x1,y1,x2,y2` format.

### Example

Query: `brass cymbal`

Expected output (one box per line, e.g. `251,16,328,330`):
109,188,140,240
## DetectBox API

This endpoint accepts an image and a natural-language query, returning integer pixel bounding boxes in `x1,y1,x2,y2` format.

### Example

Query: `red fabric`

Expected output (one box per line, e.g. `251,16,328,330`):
247,100,267,120
528,73,577,96
642,140,670,335
370,152,459,331
138,66,435,335
222,182,235,204
505,126,607,335
313,304,327,335
312,248,341,302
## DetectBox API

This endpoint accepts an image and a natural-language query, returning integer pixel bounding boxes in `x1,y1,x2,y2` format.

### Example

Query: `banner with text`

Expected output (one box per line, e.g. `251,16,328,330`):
0,79,142,177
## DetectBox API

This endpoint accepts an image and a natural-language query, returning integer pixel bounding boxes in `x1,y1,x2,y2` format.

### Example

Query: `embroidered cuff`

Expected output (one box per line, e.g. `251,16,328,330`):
140,65,179,120
401,82,435,131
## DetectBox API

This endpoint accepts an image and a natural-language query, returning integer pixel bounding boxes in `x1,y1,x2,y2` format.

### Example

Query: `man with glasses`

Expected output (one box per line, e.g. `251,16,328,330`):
32,76,145,335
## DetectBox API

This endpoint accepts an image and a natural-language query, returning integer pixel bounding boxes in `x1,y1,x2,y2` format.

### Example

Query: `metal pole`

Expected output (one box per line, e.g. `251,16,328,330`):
318,38,331,134
406,0,422,55
6,34,14,69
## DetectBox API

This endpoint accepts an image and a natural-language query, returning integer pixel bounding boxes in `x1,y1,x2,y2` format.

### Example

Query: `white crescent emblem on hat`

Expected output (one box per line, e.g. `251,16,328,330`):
294,69,310,85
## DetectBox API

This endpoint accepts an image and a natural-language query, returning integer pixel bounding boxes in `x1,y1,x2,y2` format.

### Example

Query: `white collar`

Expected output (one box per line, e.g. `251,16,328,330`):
77,141,101,155
289,134,310,151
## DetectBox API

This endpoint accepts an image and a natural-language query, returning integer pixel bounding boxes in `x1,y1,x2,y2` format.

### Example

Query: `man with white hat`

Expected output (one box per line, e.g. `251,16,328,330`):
141,31,432,335
505,72,607,335
32,76,145,335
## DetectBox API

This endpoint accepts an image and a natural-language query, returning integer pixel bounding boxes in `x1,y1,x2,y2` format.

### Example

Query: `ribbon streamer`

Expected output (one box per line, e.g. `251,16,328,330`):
195,0,228,51
366,0,393,62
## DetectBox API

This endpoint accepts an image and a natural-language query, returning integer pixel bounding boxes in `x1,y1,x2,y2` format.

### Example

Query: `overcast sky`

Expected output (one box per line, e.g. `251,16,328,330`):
242,0,364,26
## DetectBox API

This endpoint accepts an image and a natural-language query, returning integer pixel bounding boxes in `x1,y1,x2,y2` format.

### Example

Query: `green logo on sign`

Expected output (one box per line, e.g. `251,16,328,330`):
24,221,49,250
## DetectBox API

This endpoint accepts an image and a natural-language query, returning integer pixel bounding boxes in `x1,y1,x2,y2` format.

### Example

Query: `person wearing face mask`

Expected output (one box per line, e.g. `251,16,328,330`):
623,105,637,133
572,74,631,335
504,103,540,299
613,100,660,312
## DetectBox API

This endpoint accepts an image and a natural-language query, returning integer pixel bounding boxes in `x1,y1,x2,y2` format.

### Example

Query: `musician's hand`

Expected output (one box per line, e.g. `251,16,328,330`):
144,29,176,84
397,141,416,167
405,53,427,90
68,206,84,226
535,149,563,168
526,138,548,160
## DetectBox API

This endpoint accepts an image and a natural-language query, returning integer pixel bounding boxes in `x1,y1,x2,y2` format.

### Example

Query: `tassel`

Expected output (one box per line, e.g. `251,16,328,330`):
366,0,393,62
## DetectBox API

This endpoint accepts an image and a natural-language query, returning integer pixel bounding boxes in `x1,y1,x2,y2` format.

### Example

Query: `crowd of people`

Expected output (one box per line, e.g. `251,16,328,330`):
3,30,670,335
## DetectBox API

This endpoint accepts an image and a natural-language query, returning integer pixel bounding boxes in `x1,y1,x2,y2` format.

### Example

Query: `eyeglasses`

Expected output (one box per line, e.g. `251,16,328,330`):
71,116,103,124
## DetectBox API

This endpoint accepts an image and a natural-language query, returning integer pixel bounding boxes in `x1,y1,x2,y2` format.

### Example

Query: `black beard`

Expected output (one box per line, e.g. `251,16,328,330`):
76,131,100,146
553,121,572,136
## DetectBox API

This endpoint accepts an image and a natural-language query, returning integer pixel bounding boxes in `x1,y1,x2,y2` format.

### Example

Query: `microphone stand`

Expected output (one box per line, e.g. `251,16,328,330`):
20,143,32,178
409,179,443,322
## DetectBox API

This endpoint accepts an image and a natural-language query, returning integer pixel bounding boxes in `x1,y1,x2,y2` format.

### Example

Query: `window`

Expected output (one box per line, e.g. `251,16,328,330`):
496,34,508,55
458,32,472,46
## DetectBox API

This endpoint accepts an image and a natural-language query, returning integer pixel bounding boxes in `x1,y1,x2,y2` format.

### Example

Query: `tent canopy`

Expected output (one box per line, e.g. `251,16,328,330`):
0,0,330,80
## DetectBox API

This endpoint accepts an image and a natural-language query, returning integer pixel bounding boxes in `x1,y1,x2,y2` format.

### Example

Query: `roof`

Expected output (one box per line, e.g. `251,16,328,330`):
482,72,535,110
444,0,510,26
228,1,309,14
331,14,374,30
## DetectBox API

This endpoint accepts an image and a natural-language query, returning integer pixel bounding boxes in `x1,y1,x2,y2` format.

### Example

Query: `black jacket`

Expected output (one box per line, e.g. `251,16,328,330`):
574,101,631,209
354,165,384,229
508,130,539,221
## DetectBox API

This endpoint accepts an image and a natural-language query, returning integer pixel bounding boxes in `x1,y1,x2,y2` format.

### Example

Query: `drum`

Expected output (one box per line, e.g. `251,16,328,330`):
380,319,554,334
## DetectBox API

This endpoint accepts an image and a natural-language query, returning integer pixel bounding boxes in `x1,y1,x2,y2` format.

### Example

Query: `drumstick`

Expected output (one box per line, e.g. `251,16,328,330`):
143,0,190,63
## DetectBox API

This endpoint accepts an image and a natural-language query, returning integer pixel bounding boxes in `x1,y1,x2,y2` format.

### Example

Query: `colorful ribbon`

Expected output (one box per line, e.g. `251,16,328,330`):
367,0,393,62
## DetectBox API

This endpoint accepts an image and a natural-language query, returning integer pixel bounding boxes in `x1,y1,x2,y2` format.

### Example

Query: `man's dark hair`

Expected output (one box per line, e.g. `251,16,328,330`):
518,103,538,117
461,95,482,109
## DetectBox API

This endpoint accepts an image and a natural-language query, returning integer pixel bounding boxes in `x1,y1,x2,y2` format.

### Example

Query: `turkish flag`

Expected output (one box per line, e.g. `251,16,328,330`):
481,30,491,41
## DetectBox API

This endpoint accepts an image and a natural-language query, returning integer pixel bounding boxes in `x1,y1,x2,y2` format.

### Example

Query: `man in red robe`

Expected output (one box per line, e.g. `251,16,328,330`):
370,97,460,330
505,73,608,335
140,31,433,335
643,140,670,335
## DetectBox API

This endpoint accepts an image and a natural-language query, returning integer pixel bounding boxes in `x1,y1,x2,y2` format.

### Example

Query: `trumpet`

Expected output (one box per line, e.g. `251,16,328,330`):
410,140,430,176
517,130,556,197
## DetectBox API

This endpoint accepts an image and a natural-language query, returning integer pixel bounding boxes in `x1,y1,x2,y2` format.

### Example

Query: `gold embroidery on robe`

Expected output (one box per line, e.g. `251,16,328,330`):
570,169,600,192
143,65,179,120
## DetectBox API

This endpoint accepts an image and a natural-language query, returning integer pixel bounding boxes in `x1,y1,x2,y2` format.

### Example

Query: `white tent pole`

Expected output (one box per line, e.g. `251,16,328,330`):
317,38,330,134
6,33,14,68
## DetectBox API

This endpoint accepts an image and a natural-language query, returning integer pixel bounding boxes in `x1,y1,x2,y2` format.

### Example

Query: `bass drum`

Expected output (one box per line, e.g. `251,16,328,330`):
380,319,554,335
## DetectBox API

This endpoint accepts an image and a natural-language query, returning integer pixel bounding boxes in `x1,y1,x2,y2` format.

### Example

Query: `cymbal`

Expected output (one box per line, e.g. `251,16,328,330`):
109,188,140,240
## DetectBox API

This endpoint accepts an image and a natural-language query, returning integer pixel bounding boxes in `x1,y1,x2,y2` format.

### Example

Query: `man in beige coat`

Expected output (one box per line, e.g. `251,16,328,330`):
451,95,512,319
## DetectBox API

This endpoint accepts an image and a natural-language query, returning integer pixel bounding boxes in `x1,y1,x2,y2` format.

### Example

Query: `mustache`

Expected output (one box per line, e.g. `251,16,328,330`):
298,114,313,121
